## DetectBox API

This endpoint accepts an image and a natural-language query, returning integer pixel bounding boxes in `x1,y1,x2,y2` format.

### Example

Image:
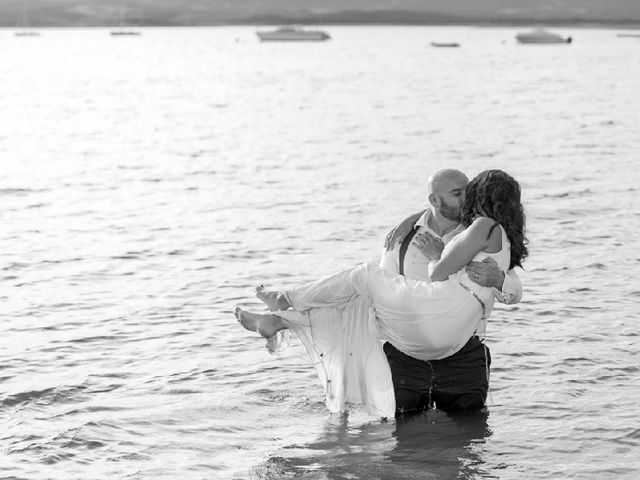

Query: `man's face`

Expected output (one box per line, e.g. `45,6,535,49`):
434,178,467,222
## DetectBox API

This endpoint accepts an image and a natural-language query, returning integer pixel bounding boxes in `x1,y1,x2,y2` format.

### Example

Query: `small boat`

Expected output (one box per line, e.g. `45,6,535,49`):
516,28,571,44
431,42,460,48
110,31,141,36
257,26,330,42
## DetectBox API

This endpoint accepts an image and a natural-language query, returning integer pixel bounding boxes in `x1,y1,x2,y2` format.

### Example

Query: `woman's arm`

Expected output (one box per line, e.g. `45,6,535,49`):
429,217,500,282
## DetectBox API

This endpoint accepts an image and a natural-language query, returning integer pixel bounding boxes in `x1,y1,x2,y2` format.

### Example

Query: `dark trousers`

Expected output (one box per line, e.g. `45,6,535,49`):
383,336,491,417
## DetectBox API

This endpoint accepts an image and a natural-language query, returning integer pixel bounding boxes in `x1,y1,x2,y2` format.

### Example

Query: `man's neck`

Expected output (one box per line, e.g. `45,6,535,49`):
427,208,460,237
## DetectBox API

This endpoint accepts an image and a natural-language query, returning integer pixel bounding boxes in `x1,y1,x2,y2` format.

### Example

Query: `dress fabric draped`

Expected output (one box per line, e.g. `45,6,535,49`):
272,226,510,418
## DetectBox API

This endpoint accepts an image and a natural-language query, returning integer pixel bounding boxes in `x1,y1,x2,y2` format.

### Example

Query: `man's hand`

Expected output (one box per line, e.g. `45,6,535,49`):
412,232,444,260
384,210,425,250
466,257,505,290
384,226,406,251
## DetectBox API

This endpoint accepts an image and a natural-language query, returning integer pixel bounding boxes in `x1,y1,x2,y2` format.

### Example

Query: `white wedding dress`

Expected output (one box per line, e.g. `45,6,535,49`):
272,226,511,418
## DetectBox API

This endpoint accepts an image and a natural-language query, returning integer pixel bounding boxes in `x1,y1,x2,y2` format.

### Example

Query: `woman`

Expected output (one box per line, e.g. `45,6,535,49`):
235,170,528,418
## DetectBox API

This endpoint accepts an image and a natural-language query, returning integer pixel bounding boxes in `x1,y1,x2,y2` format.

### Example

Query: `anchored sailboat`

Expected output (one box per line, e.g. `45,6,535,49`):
110,0,141,36
15,0,40,37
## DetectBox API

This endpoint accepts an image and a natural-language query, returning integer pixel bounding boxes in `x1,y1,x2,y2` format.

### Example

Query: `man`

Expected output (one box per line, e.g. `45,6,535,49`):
380,168,522,416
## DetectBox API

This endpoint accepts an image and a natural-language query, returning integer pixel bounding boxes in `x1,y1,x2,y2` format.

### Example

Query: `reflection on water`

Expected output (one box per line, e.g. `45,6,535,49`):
391,410,492,479
251,409,491,479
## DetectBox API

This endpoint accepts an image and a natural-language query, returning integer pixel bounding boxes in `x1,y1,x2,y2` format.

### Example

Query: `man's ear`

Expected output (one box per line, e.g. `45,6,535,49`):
428,193,439,208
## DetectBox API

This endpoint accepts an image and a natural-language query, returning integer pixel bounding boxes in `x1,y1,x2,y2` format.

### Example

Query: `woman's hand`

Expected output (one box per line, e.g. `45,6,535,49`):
384,210,426,250
412,232,444,260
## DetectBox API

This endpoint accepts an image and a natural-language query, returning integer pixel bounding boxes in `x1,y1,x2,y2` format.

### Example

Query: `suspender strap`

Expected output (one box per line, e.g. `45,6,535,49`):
398,224,419,276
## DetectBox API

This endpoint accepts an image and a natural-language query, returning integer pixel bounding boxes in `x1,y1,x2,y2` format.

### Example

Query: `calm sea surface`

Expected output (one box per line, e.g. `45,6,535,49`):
1,26,639,479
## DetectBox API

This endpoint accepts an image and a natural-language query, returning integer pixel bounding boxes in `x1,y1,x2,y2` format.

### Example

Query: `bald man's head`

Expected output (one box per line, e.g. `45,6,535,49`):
427,169,469,222
427,169,469,196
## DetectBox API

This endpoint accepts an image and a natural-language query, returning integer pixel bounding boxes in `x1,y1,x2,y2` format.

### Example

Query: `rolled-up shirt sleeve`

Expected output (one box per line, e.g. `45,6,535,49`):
379,246,399,275
493,269,522,304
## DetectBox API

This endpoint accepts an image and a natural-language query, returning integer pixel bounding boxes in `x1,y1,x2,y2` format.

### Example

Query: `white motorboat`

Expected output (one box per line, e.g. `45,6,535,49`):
257,26,330,42
516,28,571,44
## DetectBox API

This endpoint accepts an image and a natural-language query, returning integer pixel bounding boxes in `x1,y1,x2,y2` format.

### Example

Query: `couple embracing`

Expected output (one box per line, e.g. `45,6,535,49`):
236,169,527,419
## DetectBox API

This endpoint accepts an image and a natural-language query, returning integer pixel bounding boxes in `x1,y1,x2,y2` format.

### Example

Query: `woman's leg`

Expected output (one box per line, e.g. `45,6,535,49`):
234,307,288,338
256,285,291,311
255,263,404,314
283,263,370,311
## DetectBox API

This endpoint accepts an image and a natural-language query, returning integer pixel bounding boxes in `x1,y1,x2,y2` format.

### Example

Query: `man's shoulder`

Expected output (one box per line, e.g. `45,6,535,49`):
415,210,432,229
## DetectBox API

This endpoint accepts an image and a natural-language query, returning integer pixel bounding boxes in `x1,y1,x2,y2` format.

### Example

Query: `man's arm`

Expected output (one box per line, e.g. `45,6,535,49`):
379,245,400,275
497,270,522,304
466,257,522,304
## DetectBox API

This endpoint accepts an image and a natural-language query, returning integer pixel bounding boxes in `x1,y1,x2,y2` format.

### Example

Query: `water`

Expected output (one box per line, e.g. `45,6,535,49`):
1,26,639,479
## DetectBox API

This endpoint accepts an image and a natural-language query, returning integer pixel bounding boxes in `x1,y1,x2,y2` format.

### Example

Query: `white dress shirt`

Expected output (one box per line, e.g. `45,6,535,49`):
379,210,522,304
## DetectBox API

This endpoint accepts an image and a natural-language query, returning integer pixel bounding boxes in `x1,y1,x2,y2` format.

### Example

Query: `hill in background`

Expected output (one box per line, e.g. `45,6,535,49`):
2,0,640,28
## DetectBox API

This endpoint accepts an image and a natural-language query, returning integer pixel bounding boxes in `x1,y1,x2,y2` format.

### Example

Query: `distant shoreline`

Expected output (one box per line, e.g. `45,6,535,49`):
3,22,640,30
2,8,640,29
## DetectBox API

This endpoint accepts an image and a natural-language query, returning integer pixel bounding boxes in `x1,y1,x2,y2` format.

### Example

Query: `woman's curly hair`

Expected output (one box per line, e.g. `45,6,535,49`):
461,169,528,270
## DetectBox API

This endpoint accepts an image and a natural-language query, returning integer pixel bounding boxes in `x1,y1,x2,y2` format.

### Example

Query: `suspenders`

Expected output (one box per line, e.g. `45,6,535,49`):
398,222,419,276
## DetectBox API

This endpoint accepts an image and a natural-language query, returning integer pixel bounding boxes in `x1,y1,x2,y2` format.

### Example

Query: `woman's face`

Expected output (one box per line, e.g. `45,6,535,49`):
462,180,489,219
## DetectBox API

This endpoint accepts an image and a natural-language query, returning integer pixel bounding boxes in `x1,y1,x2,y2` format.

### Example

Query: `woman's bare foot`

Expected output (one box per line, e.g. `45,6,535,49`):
255,285,290,311
234,306,287,338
